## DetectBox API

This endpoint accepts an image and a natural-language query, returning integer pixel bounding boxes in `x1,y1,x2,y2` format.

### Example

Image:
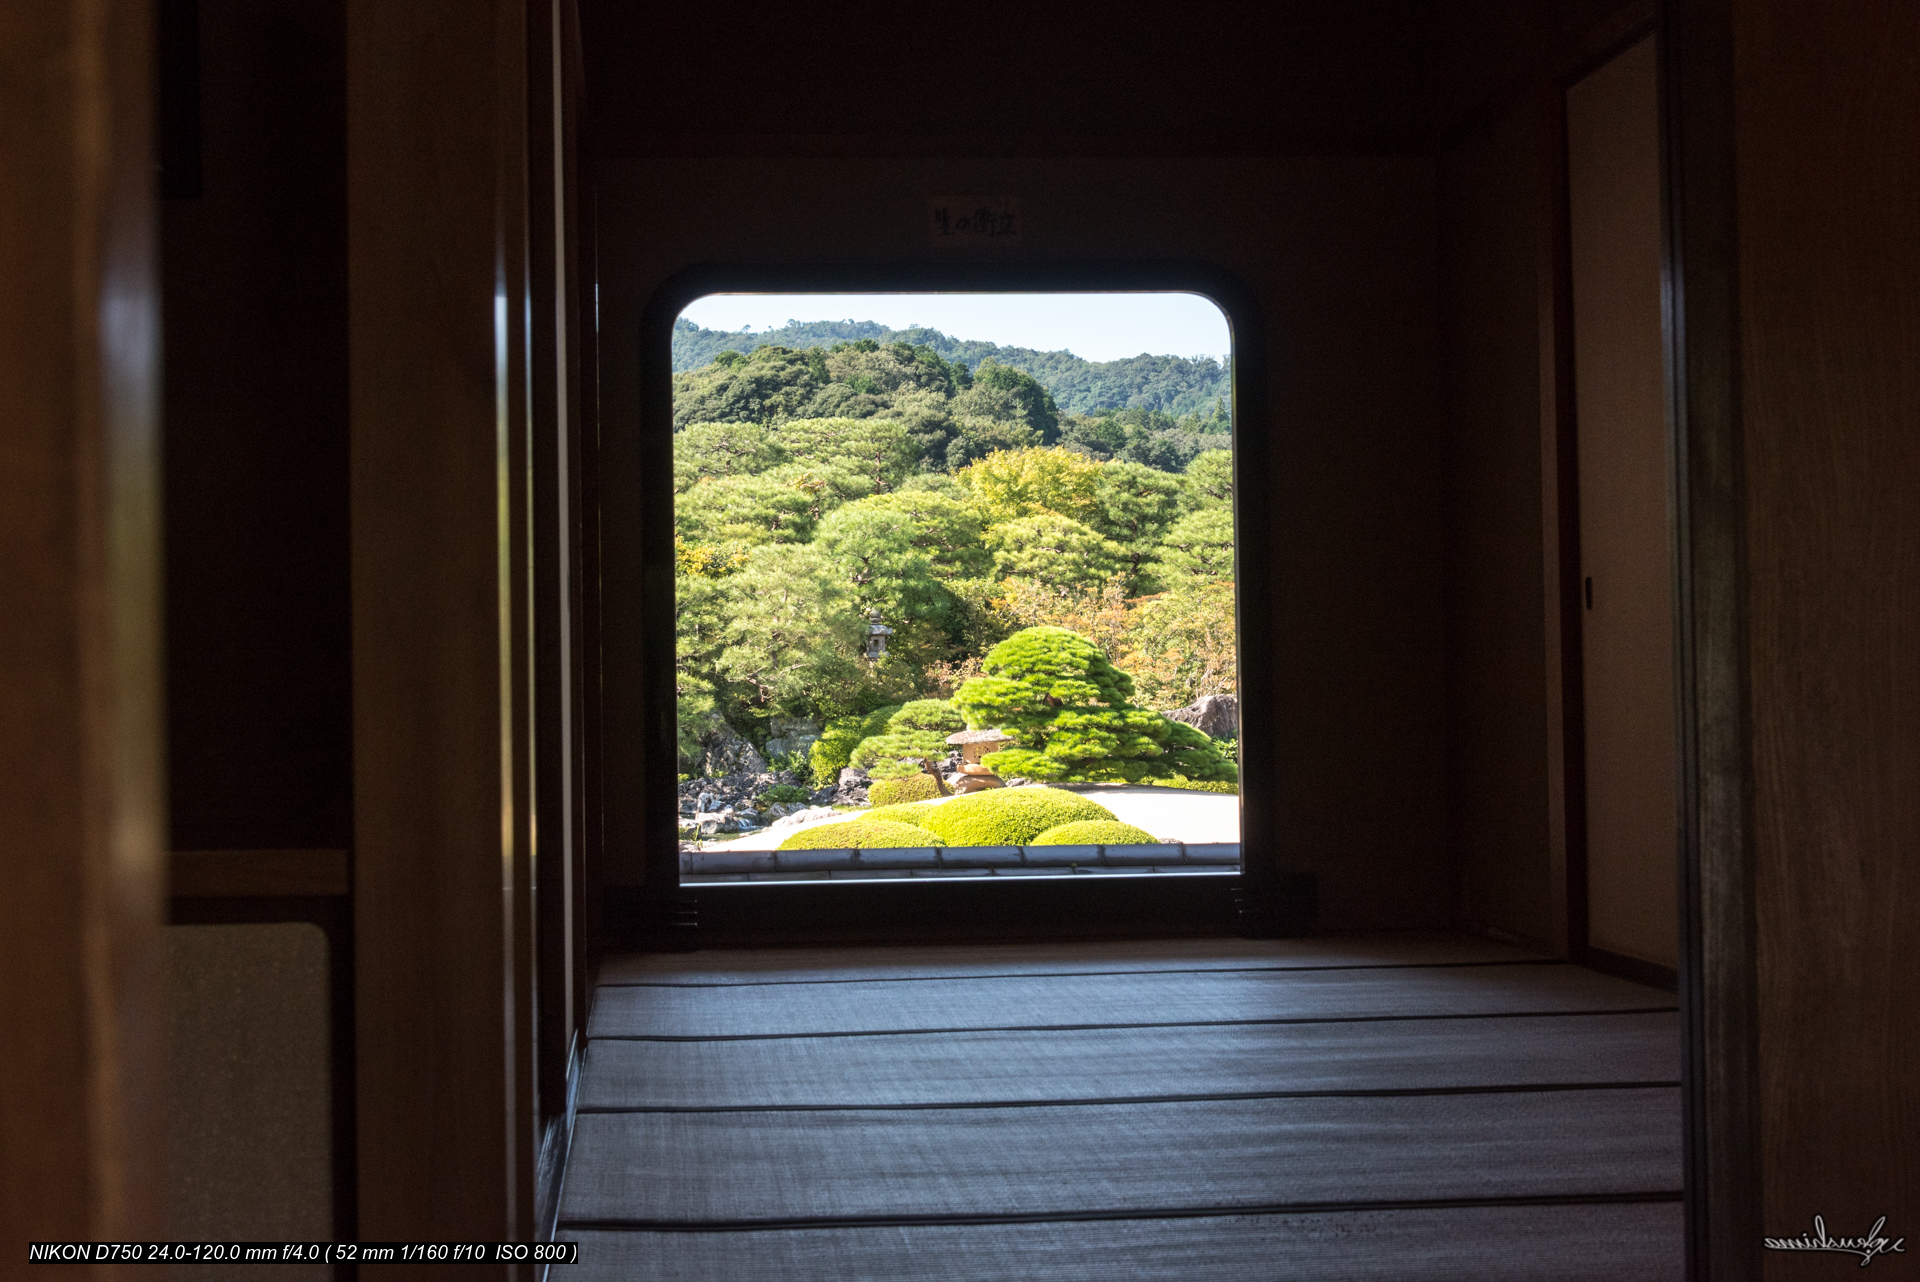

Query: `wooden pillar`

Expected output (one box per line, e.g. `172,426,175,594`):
1735,0,1920,1266
348,0,540,1251
0,0,169,1250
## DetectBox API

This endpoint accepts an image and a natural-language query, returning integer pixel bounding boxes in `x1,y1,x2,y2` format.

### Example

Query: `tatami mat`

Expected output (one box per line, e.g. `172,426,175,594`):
560,934,1683,1278
586,962,1670,1040
564,1202,1684,1282
578,1010,1680,1109
596,931,1546,987
559,1088,1680,1225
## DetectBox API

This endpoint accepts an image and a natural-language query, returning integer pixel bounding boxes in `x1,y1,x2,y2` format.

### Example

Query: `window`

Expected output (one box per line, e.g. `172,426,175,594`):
668,293,1243,885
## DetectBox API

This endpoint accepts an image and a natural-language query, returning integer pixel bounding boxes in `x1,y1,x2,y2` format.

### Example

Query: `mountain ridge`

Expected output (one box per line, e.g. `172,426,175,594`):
672,316,1232,420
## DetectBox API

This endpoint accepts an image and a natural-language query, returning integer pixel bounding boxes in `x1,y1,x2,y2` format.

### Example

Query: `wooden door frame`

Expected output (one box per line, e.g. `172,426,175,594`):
1658,0,1761,1275
1543,2,1757,1272
595,260,1284,945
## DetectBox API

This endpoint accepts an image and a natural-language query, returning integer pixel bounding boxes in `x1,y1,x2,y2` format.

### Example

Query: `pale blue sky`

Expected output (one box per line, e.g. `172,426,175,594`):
678,293,1232,363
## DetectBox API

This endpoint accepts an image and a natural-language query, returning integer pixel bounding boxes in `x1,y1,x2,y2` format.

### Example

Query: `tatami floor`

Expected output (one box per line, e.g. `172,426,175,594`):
557,933,1684,1280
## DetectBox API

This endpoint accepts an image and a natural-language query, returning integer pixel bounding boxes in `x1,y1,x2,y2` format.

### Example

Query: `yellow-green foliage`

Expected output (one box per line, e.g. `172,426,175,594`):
1164,779,1238,793
1029,820,1160,845
777,818,945,850
916,787,1114,846
867,773,944,807
863,800,941,825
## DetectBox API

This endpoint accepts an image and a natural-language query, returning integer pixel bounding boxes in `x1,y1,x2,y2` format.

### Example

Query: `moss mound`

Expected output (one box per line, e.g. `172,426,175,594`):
863,800,941,826
916,787,1114,846
1029,819,1160,845
777,818,945,851
867,773,944,807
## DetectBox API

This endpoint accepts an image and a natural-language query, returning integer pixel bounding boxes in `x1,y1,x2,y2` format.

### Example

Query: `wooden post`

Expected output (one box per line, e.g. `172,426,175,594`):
348,0,541,1251
0,0,169,1249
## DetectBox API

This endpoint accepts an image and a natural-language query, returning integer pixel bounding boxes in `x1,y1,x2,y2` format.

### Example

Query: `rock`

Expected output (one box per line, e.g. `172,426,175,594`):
685,710,771,777
772,805,838,829
809,785,837,806
764,716,823,764
1165,693,1238,740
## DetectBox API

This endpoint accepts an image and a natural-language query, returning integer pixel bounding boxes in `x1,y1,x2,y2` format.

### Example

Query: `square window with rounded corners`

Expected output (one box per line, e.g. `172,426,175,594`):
657,287,1248,888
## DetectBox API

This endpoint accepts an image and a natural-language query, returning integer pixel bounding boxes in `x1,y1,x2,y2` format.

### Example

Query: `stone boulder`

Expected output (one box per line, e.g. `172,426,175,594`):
763,714,822,764
1165,693,1238,740
702,725,767,777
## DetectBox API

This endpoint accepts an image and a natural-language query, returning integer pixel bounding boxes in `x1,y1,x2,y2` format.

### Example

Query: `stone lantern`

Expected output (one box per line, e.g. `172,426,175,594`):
863,610,893,662
944,728,1014,793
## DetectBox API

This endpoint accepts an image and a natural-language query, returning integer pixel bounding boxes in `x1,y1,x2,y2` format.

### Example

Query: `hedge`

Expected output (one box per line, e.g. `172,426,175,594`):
1029,819,1160,845
915,787,1114,846
776,817,945,850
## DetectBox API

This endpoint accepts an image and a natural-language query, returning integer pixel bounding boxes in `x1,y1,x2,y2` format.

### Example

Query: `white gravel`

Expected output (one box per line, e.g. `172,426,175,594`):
697,784,1239,851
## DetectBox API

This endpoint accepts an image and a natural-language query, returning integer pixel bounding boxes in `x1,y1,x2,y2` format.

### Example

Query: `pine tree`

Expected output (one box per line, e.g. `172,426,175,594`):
952,627,1237,783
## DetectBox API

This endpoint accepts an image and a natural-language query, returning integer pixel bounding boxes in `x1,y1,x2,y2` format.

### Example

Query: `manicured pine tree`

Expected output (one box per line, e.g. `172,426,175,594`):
953,626,1237,783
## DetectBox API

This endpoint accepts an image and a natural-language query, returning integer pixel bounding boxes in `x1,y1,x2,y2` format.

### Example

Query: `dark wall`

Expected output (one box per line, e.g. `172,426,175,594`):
162,0,350,851
1437,101,1554,950
582,1,1439,158
590,154,1451,932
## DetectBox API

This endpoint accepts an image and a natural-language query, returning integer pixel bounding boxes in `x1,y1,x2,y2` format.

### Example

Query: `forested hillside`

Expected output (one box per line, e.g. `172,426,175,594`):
672,331,1239,778
674,337,1229,473
673,316,1233,422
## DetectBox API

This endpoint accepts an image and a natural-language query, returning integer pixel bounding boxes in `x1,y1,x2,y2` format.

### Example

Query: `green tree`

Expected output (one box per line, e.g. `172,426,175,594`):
984,514,1127,592
676,472,822,547
1090,461,1184,587
959,446,1103,522
970,358,1061,442
1183,448,1233,509
951,626,1236,783
849,699,966,779
1155,506,1236,582
837,490,991,579
812,503,945,622
715,544,864,718
674,420,788,492
671,344,826,428
1119,581,1238,709
775,416,918,492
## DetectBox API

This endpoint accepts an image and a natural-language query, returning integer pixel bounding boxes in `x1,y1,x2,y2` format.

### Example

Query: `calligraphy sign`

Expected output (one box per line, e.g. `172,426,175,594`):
929,197,1021,247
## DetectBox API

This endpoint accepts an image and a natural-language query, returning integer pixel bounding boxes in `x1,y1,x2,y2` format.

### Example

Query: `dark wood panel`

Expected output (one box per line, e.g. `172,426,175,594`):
171,849,350,898
560,1089,1682,1225
162,0,351,853
1733,0,1920,1264
0,0,169,1247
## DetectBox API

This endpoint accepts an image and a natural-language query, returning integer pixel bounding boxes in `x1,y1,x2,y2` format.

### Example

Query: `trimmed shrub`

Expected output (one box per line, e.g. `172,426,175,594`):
867,773,943,807
1030,819,1161,845
758,783,808,805
864,799,940,822
1163,779,1238,794
916,787,1114,846
777,818,945,850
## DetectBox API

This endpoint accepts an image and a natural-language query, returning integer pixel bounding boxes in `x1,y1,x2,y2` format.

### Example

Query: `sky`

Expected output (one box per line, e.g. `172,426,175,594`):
678,293,1233,363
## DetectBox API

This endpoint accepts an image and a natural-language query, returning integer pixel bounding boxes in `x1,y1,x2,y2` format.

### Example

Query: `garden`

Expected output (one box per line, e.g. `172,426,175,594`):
671,323,1242,854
